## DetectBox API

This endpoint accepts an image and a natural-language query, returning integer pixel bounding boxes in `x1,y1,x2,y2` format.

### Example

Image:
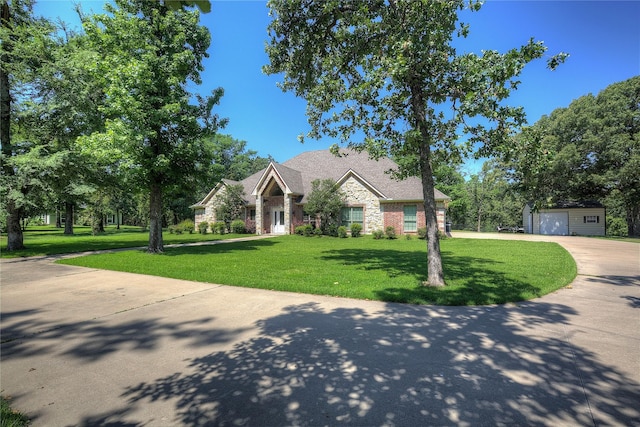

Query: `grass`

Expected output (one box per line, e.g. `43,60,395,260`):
0,225,246,258
58,235,577,306
1,396,30,427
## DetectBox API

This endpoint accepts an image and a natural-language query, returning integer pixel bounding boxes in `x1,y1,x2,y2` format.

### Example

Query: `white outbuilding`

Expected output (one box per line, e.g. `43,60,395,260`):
523,201,606,236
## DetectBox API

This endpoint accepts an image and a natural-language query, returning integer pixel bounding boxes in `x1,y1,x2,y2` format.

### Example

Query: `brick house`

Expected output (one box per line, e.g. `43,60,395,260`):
192,149,450,235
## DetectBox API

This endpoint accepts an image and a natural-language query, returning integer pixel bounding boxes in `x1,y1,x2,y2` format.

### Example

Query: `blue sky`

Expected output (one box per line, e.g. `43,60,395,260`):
35,1,639,175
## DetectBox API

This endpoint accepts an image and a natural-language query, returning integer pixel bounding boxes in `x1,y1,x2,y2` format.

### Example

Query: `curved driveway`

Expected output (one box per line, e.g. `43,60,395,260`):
1,234,638,426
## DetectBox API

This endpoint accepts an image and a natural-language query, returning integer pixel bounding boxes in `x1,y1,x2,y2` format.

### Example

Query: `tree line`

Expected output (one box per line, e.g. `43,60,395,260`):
434,76,639,237
1,0,270,252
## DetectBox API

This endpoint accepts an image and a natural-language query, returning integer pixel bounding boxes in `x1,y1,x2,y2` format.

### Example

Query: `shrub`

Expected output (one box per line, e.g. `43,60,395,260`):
179,219,195,234
337,225,348,238
607,217,628,237
168,224,182,234
213,221,226,235
372,229,384,240
231,219,246,234
385,226,396,239
350,223,362,237
417,227,427,239
198,221,209,234
295,224,314,237
314,227,323,237
437,229,448,240
405,233,412,240
245,219,256,234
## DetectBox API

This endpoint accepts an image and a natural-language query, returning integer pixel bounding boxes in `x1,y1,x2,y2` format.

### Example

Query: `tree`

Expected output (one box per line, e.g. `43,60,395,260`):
304,179,345,235
265,0,566,285
466,160,523,232
1,0,55,250
432,163,468,229
81,0,226,253
215,184,246,230
208,134,273,182
510,76,639,236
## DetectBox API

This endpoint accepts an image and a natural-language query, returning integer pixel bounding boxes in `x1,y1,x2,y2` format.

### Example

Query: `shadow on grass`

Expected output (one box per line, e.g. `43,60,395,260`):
160,238,278,256
321,248,540,305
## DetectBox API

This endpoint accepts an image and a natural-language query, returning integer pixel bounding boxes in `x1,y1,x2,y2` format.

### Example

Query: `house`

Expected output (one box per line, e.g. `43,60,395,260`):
193,149,450,235
522,201,606,236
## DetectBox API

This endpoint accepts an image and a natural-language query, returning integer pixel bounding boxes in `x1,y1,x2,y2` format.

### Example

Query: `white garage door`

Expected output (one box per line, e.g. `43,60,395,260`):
539,212,568,235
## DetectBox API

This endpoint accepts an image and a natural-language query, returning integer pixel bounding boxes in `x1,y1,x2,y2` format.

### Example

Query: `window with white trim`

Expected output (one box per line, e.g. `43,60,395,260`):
584,215,599,224
404,205,417,232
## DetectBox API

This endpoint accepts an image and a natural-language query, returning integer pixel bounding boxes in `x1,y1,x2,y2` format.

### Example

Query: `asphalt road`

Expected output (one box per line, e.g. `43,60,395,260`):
1,233,638,426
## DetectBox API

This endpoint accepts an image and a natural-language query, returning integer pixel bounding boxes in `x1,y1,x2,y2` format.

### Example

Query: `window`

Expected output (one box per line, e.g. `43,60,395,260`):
404,205,417,232
584,215,599,224
341,207,363,227
249,209,256,221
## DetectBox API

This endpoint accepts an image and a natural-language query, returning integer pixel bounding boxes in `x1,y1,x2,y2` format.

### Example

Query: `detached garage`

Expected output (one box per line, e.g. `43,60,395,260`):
523,201,606,236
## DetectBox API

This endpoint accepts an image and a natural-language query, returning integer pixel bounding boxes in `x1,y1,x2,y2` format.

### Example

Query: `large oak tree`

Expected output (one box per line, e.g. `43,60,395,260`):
81,0,225,253
265,0,565,285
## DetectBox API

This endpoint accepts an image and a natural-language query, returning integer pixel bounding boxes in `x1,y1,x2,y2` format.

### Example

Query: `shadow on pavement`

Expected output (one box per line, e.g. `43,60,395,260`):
112,302,638,426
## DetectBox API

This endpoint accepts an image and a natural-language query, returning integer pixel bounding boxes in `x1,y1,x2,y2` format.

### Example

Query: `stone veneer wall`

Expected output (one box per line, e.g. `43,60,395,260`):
195,185,229,233
340,176,383,234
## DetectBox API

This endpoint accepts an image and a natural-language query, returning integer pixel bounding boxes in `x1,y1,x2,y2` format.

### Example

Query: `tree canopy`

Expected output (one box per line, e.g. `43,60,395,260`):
79,0,225,253
265,0,566,285
509,76,640,236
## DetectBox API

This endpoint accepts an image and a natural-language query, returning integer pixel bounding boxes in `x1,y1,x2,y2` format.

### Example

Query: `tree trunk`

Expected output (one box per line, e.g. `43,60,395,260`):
476,207,482,233
410,83,446,287
56,207,62,228
418,142,446,287
1,2,24,251
148,180,164,253
64,202,74,235
627,203,640,237
5,201,25,251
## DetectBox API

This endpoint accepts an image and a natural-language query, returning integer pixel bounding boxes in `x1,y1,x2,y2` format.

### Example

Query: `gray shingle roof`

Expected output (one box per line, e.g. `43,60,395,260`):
230,148,449,206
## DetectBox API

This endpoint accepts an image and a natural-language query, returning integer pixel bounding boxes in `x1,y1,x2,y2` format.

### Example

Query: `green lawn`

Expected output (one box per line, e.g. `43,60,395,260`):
1,396,29,427
58,235,577,306
0,225,245,258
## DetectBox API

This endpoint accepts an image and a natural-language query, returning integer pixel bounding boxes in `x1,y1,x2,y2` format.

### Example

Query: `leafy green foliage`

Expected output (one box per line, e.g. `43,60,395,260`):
80,0,226,253
350,223,362,238
337,225,348,238
303,179,345,235
198,221,209,234
215,184,246,228
230,219,246,234
418,227,427,240
168,219,195,234
385,226,397,240
295,224,313,237
212,221,226,235
509,76,639,236
265,0,566,285
372,229,384,240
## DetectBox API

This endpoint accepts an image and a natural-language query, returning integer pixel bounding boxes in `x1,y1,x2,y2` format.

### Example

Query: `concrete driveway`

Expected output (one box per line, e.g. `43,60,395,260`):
1,234,638,426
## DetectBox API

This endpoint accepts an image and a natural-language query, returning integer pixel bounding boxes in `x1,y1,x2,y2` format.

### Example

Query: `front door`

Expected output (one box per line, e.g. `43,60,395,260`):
272,209,285,234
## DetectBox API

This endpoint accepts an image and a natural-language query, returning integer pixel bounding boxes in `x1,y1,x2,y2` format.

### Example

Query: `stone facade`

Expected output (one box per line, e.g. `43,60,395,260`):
194,184,229,233
340,176,383,233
